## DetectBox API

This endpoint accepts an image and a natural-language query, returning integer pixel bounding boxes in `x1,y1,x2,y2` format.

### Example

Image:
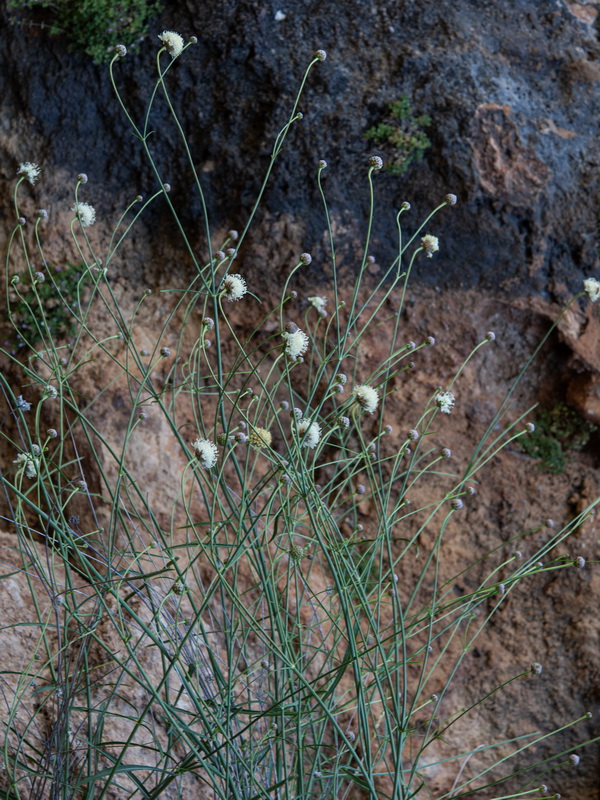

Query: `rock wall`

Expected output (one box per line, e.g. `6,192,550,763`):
1,1,600,798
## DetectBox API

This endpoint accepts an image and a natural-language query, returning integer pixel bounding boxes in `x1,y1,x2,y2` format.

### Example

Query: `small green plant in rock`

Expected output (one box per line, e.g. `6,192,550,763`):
7,0,162,63
364,96,432,175
521,403,597,473
7,261,83,352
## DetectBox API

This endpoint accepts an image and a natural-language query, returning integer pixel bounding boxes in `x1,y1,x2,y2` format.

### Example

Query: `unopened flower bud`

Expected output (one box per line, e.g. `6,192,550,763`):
160,346,171,357
440,447,452,459
318,159,328,169
37,209,48,219
356,484,366,494
445,193,457,205
77,173,88,184
114,44,127,57
407,429,419,441
575,556,586,569
530,662,543,675
285,321,299,334
314,49,327,61
485,331,496,341
401,201,411,210
300,252,312,265
384,424,393,434
451,498,463,510
189,35,198,44
424,336,435,346
569,754,580,766
369,156,383,170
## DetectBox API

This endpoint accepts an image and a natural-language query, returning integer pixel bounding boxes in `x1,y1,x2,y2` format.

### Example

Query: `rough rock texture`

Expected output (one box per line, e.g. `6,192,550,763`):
1,0,600,798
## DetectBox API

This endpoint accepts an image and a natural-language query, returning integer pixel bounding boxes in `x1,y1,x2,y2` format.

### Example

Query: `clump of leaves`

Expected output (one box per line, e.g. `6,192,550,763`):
521,403,597,473
7,0,162,63
364,97,432,175
8,262,82,352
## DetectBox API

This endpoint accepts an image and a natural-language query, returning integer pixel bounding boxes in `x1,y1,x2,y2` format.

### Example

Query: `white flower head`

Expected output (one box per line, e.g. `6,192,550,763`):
352,384,379,414
14,447,40,479
158,30,184,58
308,296,328,315
584,278,600,303
191,438,219,469
297,418,321,449
222,273,247,302
282,328,309,359
421,234,439,258
17,162,41,185
436,390,455,414
72,202,96,227
16,395,31,412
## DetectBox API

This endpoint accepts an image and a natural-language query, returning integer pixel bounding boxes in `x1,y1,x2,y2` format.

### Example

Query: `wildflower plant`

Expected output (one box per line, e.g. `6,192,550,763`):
0,35,598,800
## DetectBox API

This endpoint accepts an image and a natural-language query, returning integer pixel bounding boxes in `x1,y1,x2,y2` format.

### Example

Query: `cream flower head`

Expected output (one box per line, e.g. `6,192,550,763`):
282,328,309,359
249,427,272,449
308,296,328,315
14,444,41,479
352,384,379,414
72,202,96,227
436,390,455,414
17,162,41,185
222,274,247,302
297,418,321,448
158,31,184,58
191,437,218,469
584,278,600,303
421,234,439,258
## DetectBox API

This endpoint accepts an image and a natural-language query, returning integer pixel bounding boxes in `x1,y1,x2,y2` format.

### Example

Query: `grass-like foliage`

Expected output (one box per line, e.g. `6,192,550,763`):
0,38,598,800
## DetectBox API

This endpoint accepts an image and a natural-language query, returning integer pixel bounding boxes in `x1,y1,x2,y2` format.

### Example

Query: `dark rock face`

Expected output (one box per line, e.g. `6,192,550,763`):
2,0,600,297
